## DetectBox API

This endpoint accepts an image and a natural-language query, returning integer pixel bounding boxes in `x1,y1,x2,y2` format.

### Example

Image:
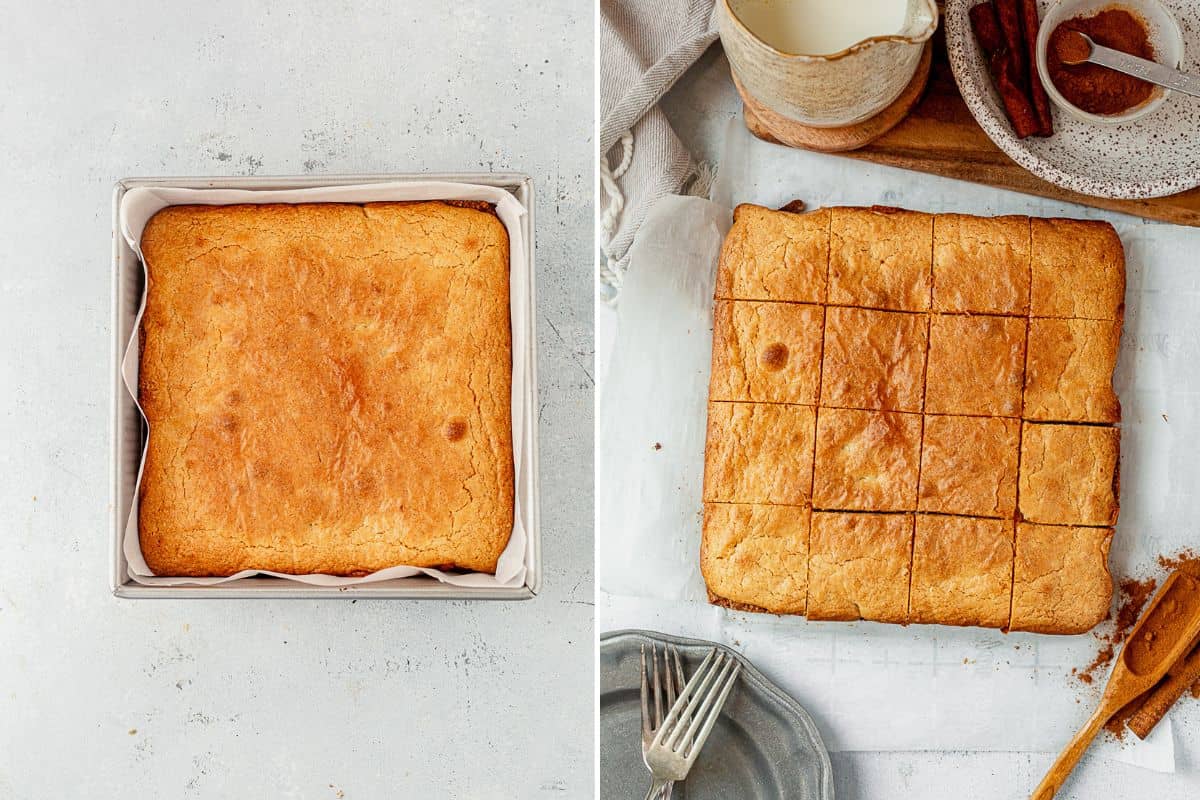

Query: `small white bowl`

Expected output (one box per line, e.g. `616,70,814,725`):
1036,0,1185,125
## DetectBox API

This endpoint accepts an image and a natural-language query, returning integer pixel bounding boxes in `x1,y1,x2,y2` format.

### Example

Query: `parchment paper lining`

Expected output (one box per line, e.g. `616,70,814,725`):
597,119,1199,764
119,181,528,588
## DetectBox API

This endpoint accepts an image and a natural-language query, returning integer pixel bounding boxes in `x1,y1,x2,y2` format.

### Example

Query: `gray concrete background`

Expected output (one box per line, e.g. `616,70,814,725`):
0,2,594,797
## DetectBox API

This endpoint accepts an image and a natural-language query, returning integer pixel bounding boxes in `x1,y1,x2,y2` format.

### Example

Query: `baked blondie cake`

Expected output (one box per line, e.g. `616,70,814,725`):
138,201,513,576
701,203,1124,633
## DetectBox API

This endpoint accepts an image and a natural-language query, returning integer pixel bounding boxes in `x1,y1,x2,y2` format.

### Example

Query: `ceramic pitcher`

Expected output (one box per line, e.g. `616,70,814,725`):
719,0,939,127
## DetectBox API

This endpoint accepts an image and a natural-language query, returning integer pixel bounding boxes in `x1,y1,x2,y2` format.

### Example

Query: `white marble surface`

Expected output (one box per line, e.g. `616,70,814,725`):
597,43,1200,798
0,2,593,798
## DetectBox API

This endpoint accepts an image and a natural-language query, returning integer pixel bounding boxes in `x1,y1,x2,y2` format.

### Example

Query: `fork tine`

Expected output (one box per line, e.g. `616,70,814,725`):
651,643,664,729
665,652,727,750
653,648,718,747
679,659,740,756
667,642,686,762
664,646,678,709
686,661,741,760
640,644,651,736
650,650,710,749
670,646,687,754
671,646,685,693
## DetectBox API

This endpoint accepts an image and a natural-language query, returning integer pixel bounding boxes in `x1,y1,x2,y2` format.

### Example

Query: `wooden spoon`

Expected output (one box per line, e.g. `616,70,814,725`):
1031,571,1200,800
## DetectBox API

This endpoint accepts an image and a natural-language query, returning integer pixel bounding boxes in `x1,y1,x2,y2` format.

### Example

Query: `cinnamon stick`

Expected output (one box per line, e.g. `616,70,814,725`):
1019,0,1054,135
994,0,1029,86
969,1,1040,138
969,1,1005,52
1129,644,1200,739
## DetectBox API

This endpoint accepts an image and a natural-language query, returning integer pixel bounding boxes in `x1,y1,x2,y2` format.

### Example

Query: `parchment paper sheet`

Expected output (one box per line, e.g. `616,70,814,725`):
597,119,1200,761
120,181,529,588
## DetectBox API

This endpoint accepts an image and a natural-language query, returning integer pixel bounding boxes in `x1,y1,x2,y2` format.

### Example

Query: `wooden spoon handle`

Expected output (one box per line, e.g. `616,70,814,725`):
1030,705,1110,800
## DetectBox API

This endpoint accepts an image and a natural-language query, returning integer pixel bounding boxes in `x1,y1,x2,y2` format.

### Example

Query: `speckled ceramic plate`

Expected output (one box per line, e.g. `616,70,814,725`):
600,630,834,800
946,0,1200,199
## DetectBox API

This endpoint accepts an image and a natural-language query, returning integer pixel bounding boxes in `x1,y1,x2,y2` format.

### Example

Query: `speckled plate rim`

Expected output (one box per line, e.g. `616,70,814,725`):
945,0,1200,199
600,629,836,799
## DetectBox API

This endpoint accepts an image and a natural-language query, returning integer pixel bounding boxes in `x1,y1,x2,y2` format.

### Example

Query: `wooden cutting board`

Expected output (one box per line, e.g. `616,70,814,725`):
742,28,1200,227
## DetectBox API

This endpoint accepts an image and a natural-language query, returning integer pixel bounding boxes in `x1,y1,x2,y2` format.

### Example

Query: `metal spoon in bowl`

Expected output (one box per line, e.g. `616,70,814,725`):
1059,31,1200,98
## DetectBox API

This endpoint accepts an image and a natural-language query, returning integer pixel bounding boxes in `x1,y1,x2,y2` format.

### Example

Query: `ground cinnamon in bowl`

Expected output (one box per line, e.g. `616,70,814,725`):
1047,7,1157,115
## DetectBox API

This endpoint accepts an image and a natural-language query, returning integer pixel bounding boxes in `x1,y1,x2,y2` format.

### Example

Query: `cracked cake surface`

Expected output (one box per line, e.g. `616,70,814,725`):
138,201,513,576
807,511,913,623
1010,523,1113,634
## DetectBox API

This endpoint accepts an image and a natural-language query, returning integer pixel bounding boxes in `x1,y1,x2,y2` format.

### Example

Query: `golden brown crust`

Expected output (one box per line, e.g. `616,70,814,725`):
820,306,928,413
828,206,933,311
138,201,513,576
925,314,1026,417
715,204,830,303
709,300,824,404
918,415,1020,517
807,511,913,623
1030,218,1125,320
933,213,1031,315
813,408,921,511
1010,522,1113,634
706,591,775,614
910,516,1014,628
703,402,816,505
701,503,809,614
1019,423,1120,527
1024,318,1121,423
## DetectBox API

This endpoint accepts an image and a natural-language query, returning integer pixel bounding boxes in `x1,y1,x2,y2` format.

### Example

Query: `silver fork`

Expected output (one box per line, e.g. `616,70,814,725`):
640,644,686,800
642,648,741,800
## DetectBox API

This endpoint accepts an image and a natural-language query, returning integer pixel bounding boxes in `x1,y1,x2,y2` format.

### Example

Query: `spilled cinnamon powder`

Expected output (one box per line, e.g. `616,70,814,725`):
1158,550,1200,579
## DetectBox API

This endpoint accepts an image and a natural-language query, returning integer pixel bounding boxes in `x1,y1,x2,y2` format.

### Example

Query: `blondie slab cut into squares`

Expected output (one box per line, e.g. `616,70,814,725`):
138,202,514,577
701,204,1124,633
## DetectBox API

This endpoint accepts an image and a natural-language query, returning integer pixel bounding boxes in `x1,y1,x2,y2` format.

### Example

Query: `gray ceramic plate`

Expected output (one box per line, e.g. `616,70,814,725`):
600,630,834,800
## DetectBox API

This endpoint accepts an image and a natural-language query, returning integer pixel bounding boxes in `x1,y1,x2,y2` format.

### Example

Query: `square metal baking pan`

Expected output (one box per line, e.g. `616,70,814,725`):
110,173,540,599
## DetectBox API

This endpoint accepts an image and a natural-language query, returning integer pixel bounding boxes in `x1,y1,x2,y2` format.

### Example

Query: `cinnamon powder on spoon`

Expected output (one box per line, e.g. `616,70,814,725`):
1047,8,1157,115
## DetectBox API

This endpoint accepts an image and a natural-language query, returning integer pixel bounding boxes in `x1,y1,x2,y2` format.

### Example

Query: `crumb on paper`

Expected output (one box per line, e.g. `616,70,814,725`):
653,442,662,451
1163,414,1169,422
128,728,137,736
